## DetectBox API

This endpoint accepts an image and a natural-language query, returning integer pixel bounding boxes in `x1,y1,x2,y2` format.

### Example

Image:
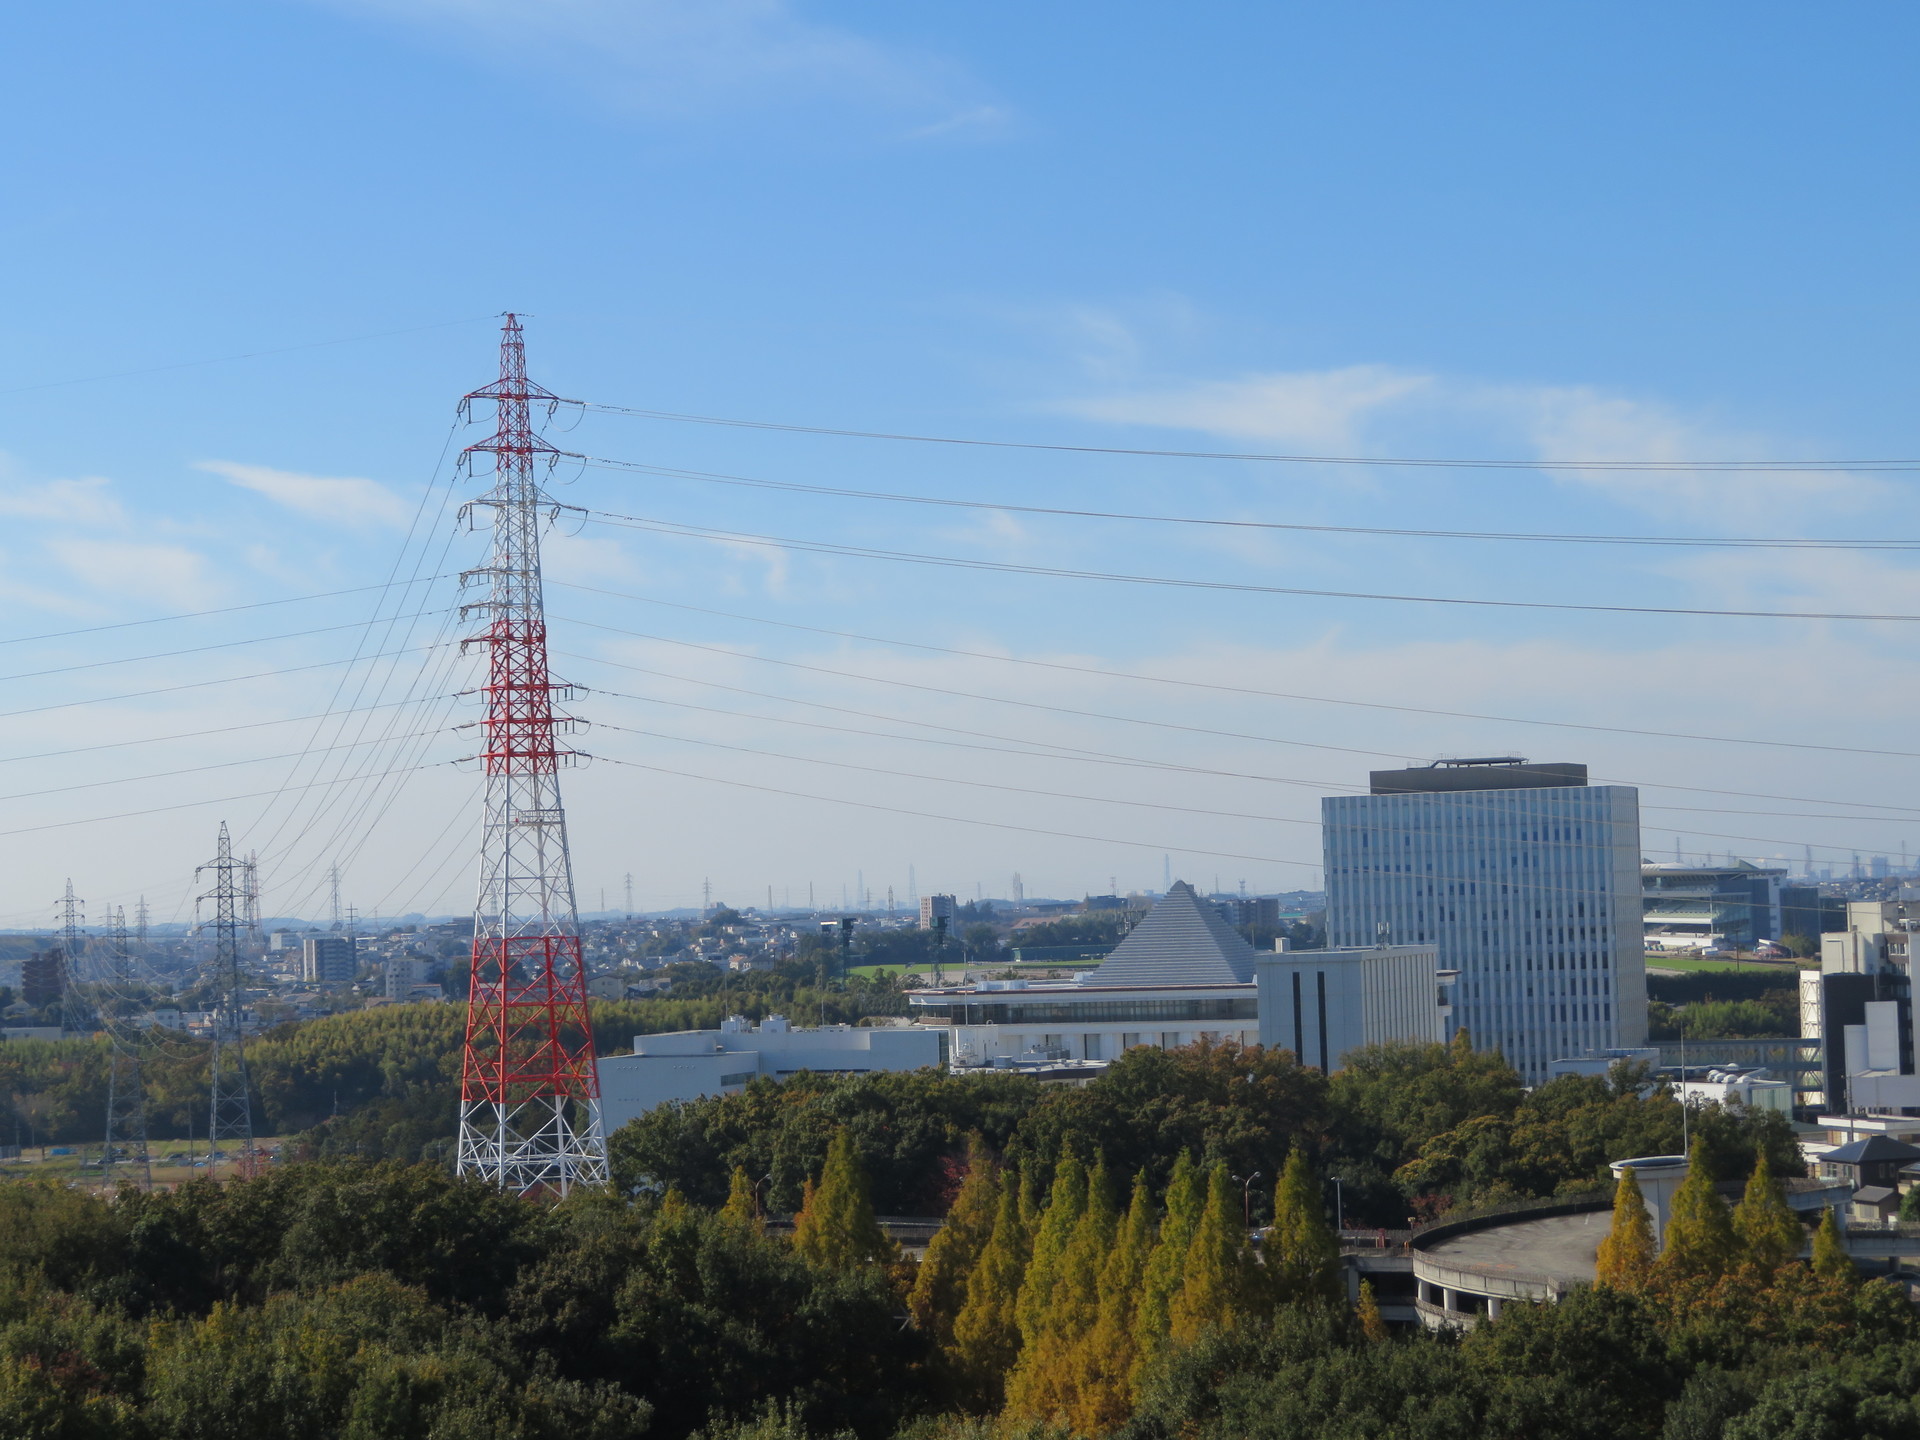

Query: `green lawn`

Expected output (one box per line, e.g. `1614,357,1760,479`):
1643,954,1804,975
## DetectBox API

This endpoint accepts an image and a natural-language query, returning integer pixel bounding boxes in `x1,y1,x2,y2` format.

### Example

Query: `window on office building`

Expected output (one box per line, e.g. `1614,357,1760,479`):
1082,1034,1103,1060
1160,1031,1181,1048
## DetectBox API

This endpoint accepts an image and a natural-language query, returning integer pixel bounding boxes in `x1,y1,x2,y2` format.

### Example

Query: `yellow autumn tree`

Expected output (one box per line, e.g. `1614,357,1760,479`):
791,1128,895,1270
1657,1140,1736,1283
1168,1162,1263,1346
1131,1152,1202,1392
1070,1170,1158,1435
908,1135,1000,1349
1595,1166,1654,1292
1732,1148,1802,1276
1015,1150,1088,1351
1354,1279,1389,1343
1005,1160,1116,1424
1267,1149,1342,1307
1812,1205,1854,1285
719,1165,763,1237
949,1170,1030,1410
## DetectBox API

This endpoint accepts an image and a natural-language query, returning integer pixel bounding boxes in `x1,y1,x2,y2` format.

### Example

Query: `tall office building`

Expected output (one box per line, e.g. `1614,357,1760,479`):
1322,758,1647,1082
302,935,357,986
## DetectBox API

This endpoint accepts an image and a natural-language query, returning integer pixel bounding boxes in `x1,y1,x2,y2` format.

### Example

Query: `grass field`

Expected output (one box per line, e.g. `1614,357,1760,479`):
0,1138,288,1191
1644,955,1805,976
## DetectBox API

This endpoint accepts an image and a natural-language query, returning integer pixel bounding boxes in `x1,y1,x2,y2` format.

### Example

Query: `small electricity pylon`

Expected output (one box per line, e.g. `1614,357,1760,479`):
198,823,257,1180
100,904,151,1190
54,880,92,1035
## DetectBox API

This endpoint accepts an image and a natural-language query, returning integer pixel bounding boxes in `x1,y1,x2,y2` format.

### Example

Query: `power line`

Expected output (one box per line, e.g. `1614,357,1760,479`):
548,581,1920,766
578,454,1920,552
0,575,452,649
0,608,449,686
0,316,494,398
580,510,1920,623
579,401,1920,474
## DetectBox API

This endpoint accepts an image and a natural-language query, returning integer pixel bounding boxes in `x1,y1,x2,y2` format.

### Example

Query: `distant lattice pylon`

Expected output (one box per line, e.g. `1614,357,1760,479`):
198,823,257,1181
453,314,607,1198
101,903,152,1192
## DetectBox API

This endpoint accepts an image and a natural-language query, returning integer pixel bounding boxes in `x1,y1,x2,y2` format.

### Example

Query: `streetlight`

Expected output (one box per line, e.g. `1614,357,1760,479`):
1234,1171,1263,1229
755,1172,775,1217
1328,1174,1345,1234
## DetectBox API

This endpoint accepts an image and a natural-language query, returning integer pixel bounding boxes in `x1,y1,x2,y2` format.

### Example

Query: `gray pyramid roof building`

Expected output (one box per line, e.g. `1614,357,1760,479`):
1086,881,1257,986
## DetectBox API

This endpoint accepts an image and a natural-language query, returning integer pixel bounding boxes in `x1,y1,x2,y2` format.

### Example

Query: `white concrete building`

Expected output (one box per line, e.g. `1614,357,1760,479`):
1323,758,1648,1083
1256,943,1450,1072
595,1014,944,1132
909,881,1446,1069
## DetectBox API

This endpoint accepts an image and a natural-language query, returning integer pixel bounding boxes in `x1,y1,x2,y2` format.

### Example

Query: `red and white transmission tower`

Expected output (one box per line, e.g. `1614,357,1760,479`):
454,315,607,1196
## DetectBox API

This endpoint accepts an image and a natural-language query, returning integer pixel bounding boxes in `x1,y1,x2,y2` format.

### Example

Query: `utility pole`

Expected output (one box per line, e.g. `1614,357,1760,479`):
453,314,606,1197
198,823,256,1180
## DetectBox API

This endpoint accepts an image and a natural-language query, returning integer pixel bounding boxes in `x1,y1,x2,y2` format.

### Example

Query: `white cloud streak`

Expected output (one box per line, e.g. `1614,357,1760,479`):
198,460,414,529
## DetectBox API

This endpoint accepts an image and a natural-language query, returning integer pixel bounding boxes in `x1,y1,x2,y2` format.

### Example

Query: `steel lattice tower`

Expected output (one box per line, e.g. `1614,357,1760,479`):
454,314,607,1196
101,906,152,1191
54,879,91,1035
198,823,257,1179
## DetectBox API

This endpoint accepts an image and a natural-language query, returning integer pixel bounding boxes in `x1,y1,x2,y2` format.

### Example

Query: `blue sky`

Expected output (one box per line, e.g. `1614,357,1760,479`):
1,3,1918,923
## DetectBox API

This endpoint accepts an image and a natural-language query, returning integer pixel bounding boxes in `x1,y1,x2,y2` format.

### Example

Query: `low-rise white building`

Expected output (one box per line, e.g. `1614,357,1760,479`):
909,881,1447,1069
595,1014,945,1132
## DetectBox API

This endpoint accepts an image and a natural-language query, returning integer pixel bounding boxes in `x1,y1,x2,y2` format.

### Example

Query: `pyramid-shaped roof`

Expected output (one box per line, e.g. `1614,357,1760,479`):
1086,882,1257,986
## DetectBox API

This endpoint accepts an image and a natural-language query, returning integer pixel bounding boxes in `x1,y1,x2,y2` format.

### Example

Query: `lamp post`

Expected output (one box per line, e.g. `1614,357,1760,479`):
1234,1171,1263,1228
1329,1174,1345,1234
755,1172,775,1218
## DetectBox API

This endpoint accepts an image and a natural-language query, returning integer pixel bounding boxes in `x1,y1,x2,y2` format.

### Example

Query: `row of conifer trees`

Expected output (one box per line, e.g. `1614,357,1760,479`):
1596,1138,1854,1291
713,1131,1356,1432
907,1139,1352,1432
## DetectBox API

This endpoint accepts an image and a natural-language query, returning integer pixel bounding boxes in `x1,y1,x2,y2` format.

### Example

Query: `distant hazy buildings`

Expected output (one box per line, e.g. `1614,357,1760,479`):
1323,758,1648,1083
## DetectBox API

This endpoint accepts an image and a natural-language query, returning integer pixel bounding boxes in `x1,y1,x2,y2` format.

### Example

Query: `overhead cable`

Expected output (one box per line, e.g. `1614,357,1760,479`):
580,510,1920,623
579,401,1920,473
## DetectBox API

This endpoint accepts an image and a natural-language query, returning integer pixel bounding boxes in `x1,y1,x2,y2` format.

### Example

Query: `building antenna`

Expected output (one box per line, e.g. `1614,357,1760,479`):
453,313,606,1197
197,823,256,1179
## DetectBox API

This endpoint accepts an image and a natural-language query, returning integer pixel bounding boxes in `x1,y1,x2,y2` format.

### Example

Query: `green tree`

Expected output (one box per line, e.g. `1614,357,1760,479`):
1731,1148,1801,1274
1594,1166,1654,1292
1014,1149,1087,1350
1169,1162,1263,1344
1266,1148,1342,1307
791,1128,895,1270
949,1171,1030,1409
908,1135,999,1349
1658,1141,1737,1282
1811,1205,1854,1285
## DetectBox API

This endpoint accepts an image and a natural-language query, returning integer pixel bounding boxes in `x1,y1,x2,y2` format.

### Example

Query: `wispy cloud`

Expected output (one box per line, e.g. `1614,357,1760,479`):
46,538,218,608
1060,362,1886,520
1062,365,1432,451
315,0,997,125
0,458,125,526
198,460,414,529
